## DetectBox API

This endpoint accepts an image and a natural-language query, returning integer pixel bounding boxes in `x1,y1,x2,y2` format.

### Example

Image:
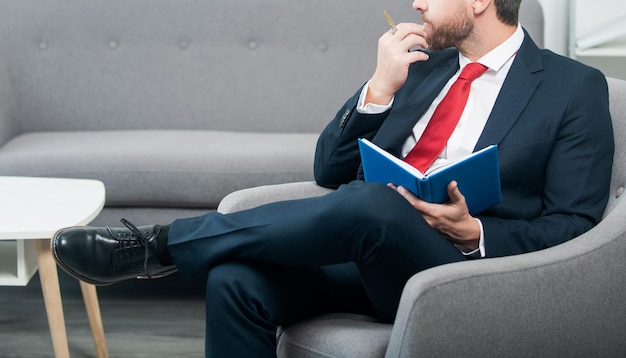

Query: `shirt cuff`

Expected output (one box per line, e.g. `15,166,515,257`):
357,81,394,114
457,218,486,259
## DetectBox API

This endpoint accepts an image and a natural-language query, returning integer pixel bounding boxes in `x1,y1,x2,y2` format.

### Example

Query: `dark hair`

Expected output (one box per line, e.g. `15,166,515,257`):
494,0,521,25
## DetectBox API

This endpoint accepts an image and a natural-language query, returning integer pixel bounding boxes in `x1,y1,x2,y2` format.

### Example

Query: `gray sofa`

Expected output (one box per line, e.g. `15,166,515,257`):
0,0,421,226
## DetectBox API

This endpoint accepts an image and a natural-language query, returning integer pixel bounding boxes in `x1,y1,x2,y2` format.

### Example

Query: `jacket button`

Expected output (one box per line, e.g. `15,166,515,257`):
340,109,351,128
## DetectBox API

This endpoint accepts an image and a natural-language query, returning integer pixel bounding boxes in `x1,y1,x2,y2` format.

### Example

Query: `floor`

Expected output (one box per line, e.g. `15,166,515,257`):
0,270,208,358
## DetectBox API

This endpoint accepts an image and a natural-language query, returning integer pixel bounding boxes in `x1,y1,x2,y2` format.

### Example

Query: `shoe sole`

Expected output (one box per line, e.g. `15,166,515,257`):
137,267,179,280
51,228,178,286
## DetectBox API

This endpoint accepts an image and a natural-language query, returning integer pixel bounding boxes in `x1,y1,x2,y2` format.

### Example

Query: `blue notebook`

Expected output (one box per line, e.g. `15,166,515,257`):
358,138,501,215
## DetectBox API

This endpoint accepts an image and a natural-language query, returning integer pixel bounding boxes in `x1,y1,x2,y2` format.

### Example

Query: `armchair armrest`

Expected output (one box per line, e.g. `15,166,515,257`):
386,194,626,357
217,181,334,214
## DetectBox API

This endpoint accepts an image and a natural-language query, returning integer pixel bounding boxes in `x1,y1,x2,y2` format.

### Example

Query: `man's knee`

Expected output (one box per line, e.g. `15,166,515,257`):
333,181,412,222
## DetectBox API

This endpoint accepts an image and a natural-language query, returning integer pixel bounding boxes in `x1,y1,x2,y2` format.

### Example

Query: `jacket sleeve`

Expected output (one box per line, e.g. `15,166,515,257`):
313,87,390,188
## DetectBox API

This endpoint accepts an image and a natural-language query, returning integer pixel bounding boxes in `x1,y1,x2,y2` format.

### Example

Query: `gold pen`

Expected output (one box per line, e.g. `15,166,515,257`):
384,11,397,33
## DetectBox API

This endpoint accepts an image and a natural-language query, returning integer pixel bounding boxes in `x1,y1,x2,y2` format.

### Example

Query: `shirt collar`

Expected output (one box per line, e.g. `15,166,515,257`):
459,24,525,72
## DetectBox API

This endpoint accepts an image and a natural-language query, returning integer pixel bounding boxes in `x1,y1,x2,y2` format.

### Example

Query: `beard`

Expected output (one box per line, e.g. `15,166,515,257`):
423,7,474,51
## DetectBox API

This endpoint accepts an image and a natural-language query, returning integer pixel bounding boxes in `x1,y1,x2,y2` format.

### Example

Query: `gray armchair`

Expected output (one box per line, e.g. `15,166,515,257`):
218,75,626,357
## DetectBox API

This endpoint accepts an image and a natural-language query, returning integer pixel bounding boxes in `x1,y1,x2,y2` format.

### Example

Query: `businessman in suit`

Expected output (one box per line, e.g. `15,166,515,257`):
52,0,613,356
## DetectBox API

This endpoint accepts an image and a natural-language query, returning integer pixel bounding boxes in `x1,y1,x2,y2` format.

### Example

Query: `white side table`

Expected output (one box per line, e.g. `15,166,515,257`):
0,176,108,358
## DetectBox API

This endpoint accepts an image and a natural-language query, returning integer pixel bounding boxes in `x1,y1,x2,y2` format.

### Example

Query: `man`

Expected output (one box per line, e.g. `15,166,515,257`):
52,0,614,357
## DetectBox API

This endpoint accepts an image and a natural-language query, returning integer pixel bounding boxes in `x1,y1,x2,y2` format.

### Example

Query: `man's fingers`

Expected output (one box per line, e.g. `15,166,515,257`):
447,181,466,204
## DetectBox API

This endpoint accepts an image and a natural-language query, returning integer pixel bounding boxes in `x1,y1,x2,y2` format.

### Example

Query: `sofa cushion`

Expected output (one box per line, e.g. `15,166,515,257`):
0,130,317,208
277,313,391,358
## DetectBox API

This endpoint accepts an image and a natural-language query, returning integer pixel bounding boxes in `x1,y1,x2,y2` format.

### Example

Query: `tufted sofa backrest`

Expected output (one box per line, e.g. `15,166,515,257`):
0,0,544,135
0,0,408,134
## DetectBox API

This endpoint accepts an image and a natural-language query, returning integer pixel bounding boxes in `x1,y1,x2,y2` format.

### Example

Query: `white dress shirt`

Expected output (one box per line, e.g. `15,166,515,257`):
356,25,525,257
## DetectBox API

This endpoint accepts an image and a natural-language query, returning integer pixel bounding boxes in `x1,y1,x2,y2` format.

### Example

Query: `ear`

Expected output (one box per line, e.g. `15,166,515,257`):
471,0,491,15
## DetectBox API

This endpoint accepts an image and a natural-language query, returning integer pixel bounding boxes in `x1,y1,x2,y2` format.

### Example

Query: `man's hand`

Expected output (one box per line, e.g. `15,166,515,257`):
365,23,430,106
389,181,481,251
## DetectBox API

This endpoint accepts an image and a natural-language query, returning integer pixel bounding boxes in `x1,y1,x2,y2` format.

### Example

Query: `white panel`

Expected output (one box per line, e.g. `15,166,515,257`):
576,0,626,38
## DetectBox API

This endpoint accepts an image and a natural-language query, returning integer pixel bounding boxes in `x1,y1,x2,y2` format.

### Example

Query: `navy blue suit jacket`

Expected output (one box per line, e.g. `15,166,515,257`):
314,31,614,258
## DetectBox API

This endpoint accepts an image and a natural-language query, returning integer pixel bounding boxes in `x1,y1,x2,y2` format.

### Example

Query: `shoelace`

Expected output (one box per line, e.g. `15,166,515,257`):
106,218,157,279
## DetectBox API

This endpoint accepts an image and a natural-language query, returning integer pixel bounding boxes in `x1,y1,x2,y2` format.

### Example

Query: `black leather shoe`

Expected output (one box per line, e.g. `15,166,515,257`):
52,218,177,286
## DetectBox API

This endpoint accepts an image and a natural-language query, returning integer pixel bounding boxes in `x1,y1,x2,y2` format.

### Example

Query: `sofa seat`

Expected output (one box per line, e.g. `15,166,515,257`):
0,130,317,208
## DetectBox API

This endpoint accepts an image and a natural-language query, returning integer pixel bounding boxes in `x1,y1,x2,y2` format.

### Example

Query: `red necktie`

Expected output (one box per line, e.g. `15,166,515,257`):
403,62,488,172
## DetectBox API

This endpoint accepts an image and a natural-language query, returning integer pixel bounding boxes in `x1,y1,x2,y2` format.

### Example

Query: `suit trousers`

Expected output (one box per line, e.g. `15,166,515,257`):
167,180,467,357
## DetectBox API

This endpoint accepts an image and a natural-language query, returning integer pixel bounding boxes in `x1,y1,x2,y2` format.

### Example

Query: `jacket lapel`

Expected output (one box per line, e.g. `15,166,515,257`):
475,32,544,150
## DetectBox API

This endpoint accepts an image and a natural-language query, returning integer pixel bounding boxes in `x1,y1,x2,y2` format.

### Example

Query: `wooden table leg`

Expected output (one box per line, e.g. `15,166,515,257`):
80,282,109,358
35,239,70,358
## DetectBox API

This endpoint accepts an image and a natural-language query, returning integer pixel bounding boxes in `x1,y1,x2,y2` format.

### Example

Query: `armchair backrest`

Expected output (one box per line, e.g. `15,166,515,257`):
603,77,626,217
